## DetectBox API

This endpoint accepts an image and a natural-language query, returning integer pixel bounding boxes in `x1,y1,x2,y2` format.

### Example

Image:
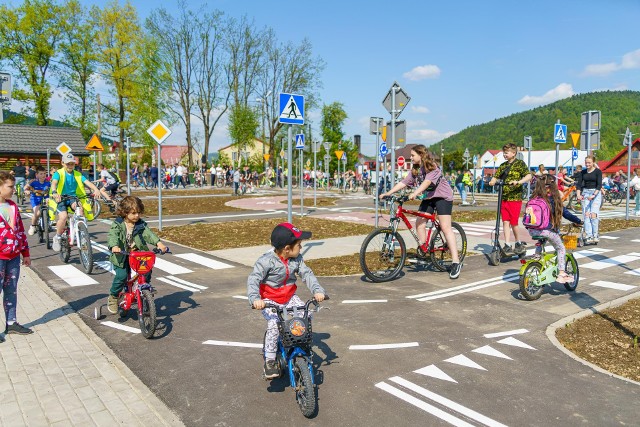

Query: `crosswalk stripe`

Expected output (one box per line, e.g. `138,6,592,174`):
587,281,636,291
95,261,116,275
571,248,613,260
153,257,193,275
407,273,519,299
175,253,234,270
580,254,640,270
156,277,201,292
598,235,619,240
625,268,640,276
164,275,207,290
48,265,98,286
101,321,141,334
349,342,419,350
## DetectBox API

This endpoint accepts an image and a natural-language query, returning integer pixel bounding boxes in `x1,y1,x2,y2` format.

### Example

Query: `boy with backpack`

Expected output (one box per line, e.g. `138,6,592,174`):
523,175,582,283
99,164,120,198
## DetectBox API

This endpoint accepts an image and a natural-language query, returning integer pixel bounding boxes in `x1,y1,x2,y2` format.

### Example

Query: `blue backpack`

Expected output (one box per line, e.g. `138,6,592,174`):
523,197,551,230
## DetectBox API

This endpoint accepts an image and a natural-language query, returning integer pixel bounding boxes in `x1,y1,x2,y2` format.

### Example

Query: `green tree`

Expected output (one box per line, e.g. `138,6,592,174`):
227,103,259,168
319,102,358,172
0,0,66,125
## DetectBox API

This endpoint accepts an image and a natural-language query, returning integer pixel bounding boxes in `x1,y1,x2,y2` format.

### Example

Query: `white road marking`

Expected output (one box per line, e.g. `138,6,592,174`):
164,275,208,290
416,274,521,302
580,254,640,270
444,354,486,370
571,248,613,260
414,364,457,383
598,235,619,240
152,257,193,275
496,337,536,350
91,242,111,255
632,239,640,243
156,277,201,292
341,299,388,304
587,281,636,291
625,268,640,276
458,229,484,236
349,342,419,350
483,329,529,338
202,340,262,348
389,377,509,427
472,345,512,360
175,253,233,270
232,295,249,300
101,321,141,334
407,273,519,299
48,265,99,286
95,261,116,275
375,382,474,427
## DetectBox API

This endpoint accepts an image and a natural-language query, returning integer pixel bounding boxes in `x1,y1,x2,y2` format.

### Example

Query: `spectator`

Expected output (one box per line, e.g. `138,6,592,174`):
233,167,240,195
12,161,27,192
210,164,216,187
150,164,159,188
455,170,467,205
535,164,548,176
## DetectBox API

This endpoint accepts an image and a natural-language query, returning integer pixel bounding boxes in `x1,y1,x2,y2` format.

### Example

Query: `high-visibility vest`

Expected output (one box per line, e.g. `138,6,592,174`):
48,168,94,221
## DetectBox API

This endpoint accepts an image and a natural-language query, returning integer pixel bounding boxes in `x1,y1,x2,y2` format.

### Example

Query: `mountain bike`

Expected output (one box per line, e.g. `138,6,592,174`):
562,185,581,211
518,226,579,300
359,194,467,282
603,186,623,206
116,248,169,338
57,195,93,274
256,296,330,418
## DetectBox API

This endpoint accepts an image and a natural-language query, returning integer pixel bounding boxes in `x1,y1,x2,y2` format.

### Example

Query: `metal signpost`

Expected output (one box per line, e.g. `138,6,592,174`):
85,134,104,181
335,149,344,191
382,82,410,189
580,110,601,155
554,121,567,172
524,136,532,199
0,73,12,123
323,141,330,191
471,154,478,205
623,128,634,220
125,136,131,195
296,133,305,216
279,93,305,223
370,117,385,227
146,120,172,231
570,133,580,175
313,141,319,207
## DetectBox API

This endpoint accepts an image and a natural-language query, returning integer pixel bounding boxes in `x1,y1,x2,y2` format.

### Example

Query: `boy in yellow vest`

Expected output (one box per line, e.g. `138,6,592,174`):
49,153,108,252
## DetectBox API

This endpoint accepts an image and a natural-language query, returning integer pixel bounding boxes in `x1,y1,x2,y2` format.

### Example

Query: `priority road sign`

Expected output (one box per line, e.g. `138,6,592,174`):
280,150,285,159
295,133,305,149
85,134,103,151
554,123,567,143
279,93,304,125
147,120,172,145
382,81,411,115
572,147,578,160
56,142,71,155
379,142,388,156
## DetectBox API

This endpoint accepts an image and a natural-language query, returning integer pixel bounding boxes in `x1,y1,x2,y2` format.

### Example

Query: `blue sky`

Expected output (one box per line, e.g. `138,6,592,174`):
32,0,640,155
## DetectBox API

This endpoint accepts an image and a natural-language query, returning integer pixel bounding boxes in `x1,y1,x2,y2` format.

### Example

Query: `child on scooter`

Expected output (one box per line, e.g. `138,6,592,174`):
527,175,582,284
247,223,325,379
107,196,168,314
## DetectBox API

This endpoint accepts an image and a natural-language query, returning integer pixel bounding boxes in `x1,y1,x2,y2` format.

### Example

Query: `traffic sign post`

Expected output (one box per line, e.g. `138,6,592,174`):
382,81,410,190
554,121,567,173
580,110,601,154
370,116,385,227
623,128,634,220
147,120,172,231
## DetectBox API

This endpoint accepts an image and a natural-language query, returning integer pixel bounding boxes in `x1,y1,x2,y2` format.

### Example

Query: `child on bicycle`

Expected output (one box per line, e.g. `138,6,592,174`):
107,196,168,314
24,166,50,236
247,223,325,379
526,175,582,284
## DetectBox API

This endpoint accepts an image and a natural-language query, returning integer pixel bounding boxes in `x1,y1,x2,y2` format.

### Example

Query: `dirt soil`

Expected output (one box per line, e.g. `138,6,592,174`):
280,197,338,207
556,298,640,382
155,217,374,251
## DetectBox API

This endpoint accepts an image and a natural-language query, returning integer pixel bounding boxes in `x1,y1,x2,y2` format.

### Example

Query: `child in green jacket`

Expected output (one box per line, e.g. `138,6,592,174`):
107,196,167,314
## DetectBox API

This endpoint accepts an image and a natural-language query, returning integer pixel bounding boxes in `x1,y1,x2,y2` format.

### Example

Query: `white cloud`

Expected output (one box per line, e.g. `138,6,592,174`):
408,129,456,144
403,65,441,81
411,105,430,114
581,48,640,76
517,83,574,106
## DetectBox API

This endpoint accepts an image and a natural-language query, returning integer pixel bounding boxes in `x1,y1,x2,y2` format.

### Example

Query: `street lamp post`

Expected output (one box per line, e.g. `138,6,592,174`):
256,91,272,171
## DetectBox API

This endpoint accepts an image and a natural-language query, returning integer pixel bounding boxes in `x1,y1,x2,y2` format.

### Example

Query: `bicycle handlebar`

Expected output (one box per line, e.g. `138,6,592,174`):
115,247,171,256
252,295,330,311
380,194,409,203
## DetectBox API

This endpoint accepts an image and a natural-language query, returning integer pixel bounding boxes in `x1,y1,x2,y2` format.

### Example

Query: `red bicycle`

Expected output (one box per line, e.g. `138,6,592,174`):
117,248,170,338
359,194,467,282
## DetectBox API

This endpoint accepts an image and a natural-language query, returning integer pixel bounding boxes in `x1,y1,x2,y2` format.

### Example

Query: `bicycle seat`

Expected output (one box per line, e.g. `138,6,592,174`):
531,236,547,241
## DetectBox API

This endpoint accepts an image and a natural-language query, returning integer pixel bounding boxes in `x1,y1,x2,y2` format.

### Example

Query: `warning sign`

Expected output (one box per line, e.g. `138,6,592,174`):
85,134,104,151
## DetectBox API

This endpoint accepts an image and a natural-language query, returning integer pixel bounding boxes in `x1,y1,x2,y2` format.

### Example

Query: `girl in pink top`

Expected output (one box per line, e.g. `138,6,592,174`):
379,145,463,279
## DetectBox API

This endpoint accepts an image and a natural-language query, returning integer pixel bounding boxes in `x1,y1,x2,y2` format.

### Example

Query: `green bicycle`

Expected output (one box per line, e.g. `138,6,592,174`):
15,182,26,205
518,231,579,301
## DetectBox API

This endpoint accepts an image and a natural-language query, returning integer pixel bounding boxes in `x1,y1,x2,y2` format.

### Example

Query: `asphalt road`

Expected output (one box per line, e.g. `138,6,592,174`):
23,195,640,426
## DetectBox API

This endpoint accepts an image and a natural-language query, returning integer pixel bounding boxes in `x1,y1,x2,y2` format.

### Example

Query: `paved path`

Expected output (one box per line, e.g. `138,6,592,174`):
1,267,183,427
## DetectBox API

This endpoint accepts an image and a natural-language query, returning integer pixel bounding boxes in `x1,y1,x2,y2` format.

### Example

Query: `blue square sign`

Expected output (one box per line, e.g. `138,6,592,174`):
279,93,305,125
295,133,305,149
554,123,567,143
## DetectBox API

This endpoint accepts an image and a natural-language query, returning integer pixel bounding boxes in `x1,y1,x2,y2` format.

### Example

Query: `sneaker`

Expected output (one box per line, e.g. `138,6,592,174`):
502,243,514,254
52,235,61,252
514,241,527,255
593,236,600,243
556,272,574,284
263,360,279,379
28,225,36,236
449,262,462,279
5,323,33,335
107,295,118,314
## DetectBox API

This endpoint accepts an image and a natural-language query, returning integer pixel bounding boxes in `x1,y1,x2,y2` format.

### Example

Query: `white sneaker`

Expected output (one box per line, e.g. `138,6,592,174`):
28,225,36,236
52,235,62,252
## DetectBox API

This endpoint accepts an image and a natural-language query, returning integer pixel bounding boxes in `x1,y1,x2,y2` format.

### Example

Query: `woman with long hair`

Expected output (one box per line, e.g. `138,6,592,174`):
380,144,462,279
575,155,602,243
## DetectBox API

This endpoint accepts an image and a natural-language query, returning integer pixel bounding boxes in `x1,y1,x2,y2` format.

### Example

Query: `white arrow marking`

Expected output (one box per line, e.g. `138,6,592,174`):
414,364,457,383
444,354,486,370
483,329,529,338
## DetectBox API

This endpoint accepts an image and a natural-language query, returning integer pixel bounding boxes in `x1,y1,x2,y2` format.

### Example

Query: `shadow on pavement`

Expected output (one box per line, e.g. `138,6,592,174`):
153,291,199,338
24,292,108,330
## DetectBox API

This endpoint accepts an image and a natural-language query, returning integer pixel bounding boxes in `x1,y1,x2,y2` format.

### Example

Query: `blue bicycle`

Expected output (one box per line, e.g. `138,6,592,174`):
260,297,329,418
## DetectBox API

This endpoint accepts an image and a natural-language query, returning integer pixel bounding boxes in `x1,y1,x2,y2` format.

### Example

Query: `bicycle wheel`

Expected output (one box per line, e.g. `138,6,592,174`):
37,212,45,244
77,222,93,274
291,177,298,189
519,261,545,300
59,233,71,263
359,228,406,282
564,254,579,291
91,197,102,219
611,192,623,206
429,222,467,272
293,357,316,418
138,289,157,338
351,181,358,193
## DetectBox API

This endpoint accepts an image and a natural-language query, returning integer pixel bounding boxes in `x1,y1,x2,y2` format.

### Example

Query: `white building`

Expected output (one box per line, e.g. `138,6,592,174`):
476,149,587,176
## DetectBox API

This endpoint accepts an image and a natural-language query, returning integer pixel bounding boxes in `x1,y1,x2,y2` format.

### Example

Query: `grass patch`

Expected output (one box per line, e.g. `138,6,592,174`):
155,217,375,251
453,209,497,223
556,298,640,382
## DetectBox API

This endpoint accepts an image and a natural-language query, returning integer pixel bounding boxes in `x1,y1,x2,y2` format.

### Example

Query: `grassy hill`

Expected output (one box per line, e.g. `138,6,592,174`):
439,91,640,160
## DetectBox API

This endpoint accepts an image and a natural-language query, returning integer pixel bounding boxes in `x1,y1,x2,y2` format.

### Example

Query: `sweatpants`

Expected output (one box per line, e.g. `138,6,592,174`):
0,257,20,323
262,294,308,360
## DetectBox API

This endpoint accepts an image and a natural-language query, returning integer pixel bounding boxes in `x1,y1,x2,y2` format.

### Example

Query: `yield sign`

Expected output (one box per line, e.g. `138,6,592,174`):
570,132,580,148
85,134,103,151
335,150,344,160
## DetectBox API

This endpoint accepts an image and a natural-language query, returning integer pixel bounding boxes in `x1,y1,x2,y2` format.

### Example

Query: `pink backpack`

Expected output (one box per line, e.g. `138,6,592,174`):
523,197,551,230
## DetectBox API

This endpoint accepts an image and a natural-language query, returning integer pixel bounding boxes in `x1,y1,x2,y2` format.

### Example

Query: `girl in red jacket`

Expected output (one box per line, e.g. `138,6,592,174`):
0,171,33,337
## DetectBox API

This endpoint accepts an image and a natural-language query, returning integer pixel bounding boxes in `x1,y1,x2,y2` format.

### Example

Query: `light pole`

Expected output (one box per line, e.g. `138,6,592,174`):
256,91,272,171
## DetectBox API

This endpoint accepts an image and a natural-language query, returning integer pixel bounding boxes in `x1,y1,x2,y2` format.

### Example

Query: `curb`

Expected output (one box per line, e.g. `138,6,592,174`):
545,289,640,387
25,267,185,426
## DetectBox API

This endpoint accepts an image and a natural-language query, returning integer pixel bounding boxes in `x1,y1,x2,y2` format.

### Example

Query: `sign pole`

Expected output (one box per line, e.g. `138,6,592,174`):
586,113,591,157
313,141,317,208
126,136,131,195
375,124,381,228
46,149,50,178
287,125,293,223
300,142,303,217
555,120,561,173
625,128,633,220
158,144,162,231
527,147,532,200
390,87,396,188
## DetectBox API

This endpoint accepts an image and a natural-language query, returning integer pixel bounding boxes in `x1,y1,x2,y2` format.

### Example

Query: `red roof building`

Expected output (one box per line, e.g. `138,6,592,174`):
598,138,640,174
157,145,187,166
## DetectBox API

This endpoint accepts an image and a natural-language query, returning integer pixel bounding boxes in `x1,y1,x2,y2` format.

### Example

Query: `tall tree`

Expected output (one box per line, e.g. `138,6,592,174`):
227,103,259,168
57,0,97,137
0,0,66,125
225,16,265,107
320,102,357,171
194,10,231,163
147,2,201,169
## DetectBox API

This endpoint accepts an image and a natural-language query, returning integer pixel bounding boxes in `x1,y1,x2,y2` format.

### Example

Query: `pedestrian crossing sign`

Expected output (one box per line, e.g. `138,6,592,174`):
295,133,305,149
554,123,567,143
279,93,305,125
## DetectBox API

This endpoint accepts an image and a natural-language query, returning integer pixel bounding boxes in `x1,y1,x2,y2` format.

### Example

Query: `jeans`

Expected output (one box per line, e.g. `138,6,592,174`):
581,188,601,238
0,257,20,323
456,183,467,203
635,189,640,214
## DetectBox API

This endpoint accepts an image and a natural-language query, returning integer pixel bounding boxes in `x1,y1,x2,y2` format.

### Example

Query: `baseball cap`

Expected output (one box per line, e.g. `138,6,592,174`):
270,223,312,249
61,153,75,164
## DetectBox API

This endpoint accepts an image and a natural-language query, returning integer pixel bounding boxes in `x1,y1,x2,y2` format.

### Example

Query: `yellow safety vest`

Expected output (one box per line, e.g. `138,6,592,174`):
48,168,94,221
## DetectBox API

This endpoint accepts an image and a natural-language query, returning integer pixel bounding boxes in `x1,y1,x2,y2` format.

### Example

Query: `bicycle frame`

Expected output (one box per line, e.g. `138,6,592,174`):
519,250,558,287
121,259,154,314
389,199,440,252
65,204,88,247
